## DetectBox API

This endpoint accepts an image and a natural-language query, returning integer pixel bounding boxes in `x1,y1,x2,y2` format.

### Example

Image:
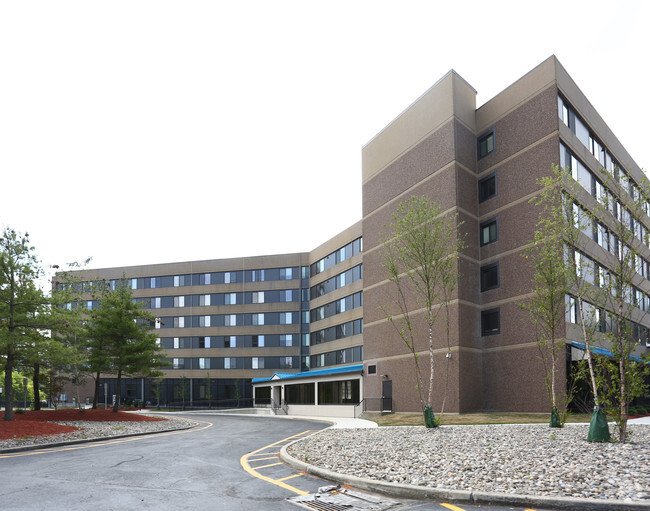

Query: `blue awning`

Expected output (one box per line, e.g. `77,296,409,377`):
252,364,364,384
569,340,647,363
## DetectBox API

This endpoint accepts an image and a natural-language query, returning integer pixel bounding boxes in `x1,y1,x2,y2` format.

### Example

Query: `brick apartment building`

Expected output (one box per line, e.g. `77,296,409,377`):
66,56,648,415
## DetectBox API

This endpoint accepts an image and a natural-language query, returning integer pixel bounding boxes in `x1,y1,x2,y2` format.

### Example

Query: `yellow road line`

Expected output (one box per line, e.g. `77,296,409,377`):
254,462,283,469
0,420,213,459
248,455,277,461
277,474,302,482
440,504,467,511
240,430,313,495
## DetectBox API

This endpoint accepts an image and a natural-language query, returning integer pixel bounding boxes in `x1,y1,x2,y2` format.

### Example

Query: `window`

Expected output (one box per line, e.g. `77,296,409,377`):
367,364,377,374
225,335,237,348
285,383,315,404
225,293,237,305
174,296,185,308
252,313,264,326
280,334,293,347
199,358,210,369
252,357,264,369
225,314,236,326
477,130,495,159
252,335,265,347
478,173,497,202
252,291,264,304
480,218,498,246
224,358,235,369
481,308,500,335
199,336,211,348
151,297,161,309
280,312,293,325
281,290,292,302
280,268,293,280
173,317,185,328
280,357,293,369
480,263,499,292
199,294,211,306
199,315,211,327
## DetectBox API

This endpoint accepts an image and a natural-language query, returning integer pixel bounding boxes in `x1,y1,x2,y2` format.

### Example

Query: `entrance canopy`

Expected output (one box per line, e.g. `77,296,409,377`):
252,364,364,418
252,364,363,384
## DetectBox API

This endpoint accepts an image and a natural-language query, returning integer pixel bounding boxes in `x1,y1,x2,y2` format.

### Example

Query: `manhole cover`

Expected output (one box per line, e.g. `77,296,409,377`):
287,486,399,511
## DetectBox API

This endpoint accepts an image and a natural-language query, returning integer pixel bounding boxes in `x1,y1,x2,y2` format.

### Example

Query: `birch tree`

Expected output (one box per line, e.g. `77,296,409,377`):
381,196,464,427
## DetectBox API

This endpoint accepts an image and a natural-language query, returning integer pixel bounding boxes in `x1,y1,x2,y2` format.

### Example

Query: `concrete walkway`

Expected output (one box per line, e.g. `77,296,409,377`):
149,409,377,429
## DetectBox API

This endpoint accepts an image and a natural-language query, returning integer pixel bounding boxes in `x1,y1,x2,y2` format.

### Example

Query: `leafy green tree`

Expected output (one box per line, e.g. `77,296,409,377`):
0,371,34,405
590,165,650,442
521,173,573,426
0,229,50,420
151,377,163,410
544,166,610,440
84,282,166,412
380,196,464,427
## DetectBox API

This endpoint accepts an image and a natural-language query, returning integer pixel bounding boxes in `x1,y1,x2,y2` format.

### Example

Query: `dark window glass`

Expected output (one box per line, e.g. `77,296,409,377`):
480,218,498,246
285,383,315,404
478,131,495,159
318,380,360,404
481,308,500,335
478,173,497,202
367,365,377,374
480,263,499,292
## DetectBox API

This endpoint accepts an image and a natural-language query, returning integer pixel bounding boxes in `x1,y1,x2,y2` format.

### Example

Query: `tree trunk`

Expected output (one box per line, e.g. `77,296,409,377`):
33,363,41,410
427,322,434,408
92,371,100,409
617,289,627,443
3,348,15,421
578,299,599,406
112,368,122,412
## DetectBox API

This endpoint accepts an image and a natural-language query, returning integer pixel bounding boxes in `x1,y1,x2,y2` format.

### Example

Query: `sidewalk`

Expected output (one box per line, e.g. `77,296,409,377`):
150,408,377,429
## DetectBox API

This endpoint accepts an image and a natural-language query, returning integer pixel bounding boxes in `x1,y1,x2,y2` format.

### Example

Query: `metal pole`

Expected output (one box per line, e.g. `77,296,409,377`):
23,378,28,409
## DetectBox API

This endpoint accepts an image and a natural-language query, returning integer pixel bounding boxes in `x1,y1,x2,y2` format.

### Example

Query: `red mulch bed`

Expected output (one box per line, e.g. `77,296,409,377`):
0,409,166,441
0,421,79,440
11,409,166,422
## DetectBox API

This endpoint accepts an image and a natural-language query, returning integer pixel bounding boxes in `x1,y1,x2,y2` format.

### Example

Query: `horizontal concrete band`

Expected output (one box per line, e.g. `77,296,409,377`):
280,437,650,511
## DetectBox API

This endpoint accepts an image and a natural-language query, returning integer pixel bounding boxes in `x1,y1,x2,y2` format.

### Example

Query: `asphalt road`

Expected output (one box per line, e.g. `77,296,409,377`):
1,414,547,511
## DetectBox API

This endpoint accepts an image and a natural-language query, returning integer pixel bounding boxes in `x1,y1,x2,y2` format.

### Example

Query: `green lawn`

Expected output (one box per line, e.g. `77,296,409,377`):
371,412,592,426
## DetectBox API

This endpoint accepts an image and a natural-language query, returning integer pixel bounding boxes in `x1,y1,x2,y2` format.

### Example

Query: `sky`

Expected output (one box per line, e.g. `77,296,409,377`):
1,0,648,276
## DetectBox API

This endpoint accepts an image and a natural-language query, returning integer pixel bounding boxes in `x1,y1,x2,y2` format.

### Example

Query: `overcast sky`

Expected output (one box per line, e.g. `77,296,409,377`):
1,1,648,276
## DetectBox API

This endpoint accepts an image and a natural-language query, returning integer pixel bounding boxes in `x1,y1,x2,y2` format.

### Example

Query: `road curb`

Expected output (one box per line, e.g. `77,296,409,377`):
279,438,650,511
0,422,200,454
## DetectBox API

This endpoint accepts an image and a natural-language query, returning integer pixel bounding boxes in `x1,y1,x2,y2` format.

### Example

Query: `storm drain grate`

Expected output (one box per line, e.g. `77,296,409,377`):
287,486,399,511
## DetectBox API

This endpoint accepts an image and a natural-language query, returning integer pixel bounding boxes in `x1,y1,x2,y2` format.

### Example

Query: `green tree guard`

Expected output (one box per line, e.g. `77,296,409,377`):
550,406,562,428
423,405,438,428
587,407,610,443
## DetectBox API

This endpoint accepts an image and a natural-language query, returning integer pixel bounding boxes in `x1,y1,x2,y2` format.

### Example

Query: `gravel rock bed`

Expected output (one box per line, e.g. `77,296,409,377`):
287,423,650,502
0,416,198,450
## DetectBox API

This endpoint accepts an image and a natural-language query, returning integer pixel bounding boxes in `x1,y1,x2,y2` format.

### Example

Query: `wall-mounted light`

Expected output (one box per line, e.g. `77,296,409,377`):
446,352,452,359
380,374,389,378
